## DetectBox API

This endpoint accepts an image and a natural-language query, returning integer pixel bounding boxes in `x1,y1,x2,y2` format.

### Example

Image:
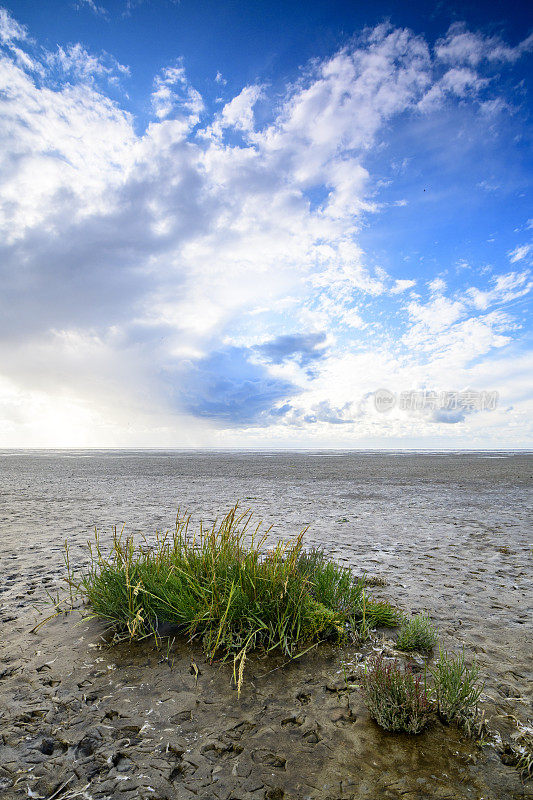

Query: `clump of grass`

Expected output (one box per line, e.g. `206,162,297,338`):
365,599,401,628
396,613,438,652
432,649,483,727
296,552,399,629
514,724,533,780
360,653,432,734
72,506,399,691
295,548,364,617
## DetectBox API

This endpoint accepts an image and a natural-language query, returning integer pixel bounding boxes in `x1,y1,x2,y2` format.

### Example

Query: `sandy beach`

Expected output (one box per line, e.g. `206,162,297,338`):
0,451,532,799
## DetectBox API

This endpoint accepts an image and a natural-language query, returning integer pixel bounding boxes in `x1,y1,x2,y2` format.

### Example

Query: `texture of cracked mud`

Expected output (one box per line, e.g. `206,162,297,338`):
0,451,532,799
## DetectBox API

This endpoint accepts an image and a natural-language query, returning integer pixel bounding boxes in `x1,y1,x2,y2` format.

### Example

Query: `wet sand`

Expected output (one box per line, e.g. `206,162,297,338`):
0,451,532,798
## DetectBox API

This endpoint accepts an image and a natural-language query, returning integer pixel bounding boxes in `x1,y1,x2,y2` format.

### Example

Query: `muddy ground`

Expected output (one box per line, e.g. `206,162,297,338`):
0,451,532,798
0,612,531,800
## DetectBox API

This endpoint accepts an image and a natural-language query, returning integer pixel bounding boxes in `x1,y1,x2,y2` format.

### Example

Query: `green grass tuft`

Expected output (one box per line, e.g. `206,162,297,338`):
432,649,483,726
71,506,399,691
396,613,438,652
365,599,402,628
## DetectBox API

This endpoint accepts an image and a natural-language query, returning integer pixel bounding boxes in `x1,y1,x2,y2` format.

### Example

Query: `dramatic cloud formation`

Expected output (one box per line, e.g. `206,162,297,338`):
0,8,531,446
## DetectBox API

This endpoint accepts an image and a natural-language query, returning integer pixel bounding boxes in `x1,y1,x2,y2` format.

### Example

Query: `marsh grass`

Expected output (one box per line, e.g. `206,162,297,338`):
432,649,483,727
361,646,491,739
72,506,399,691
514,725,533,781
360,653,432,734
396,613,438,652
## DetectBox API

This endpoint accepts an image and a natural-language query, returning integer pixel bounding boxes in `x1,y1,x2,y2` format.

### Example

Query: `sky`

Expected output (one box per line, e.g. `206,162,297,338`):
0,0,532,449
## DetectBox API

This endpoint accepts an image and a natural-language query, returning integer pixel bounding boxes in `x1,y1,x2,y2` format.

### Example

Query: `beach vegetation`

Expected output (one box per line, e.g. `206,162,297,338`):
365,599,401,628
396,613,438,652
72,506,399,692
431,649,483,726
514,725,533,781
361,574,388,587
296,550,400,628
360,652,432,734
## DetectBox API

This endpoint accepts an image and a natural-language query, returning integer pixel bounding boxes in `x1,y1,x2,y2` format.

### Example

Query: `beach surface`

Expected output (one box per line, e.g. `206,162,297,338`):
0,450,532,799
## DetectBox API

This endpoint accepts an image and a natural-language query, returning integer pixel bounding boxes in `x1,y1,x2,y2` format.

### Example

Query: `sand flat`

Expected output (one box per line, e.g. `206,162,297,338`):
0,451,532,798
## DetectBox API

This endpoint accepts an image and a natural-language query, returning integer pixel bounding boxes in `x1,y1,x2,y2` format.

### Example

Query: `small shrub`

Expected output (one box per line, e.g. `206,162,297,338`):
296,548,399,630
432,650,483,726
360,653,432,734
296,547,328,576
303,554,364,618
397,613,438,652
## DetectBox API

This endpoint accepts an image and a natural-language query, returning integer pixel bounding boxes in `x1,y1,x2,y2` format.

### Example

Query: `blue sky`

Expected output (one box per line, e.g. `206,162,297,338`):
0,0,532,447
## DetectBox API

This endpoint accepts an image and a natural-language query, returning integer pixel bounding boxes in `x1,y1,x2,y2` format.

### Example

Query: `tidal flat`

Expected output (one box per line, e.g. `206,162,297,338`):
0,450,531,799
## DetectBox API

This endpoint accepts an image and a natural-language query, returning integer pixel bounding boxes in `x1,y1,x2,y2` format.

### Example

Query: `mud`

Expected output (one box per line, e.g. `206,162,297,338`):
1,616,531,800
0,451,532,798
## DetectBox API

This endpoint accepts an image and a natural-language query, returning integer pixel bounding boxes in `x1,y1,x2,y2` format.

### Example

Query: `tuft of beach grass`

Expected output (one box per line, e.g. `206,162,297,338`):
70,505,399,692
396,613,438,652
431,649,483,727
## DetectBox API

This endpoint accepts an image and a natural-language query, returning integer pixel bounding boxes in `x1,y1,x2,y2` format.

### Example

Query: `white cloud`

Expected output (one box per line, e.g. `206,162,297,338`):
219,84,263,132
417,66,487,111
9,44,44,74
435,24,533,66
390,279,416,294
258,26,431,187
466,270,533,309
151,63,203,121
418,25,532,113
0,13,531,445
0,7,28,45
428,277,446,294
0,56,136,242
440,66,487,95
74,0,108,17
46,43,129,82
404,295,465,339
508,243,532,263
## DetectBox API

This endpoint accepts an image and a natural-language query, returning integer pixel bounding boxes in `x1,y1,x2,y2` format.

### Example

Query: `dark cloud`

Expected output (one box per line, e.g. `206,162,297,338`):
431,408,466,423
255,332,327,367
173,346,300,425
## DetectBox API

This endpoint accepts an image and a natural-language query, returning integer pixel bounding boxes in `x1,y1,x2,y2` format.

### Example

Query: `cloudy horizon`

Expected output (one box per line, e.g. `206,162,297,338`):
1,1,532,449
